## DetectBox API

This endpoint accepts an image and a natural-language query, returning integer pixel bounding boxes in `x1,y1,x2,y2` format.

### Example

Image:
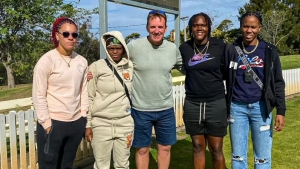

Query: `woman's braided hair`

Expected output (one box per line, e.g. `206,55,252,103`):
240,12,263,40
240,12,262,26
51,17,77,48
188,12,212,39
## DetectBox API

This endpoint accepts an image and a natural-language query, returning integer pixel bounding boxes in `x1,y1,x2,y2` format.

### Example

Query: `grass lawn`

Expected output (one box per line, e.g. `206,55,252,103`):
280,55,300,70
126,95,300,169
0,84,32,114
171,69,184,77
0,84,32,101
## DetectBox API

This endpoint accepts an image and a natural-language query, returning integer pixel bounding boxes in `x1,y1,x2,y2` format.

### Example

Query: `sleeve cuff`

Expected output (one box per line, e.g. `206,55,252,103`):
276,109,286,116
86,121,91,128
81,110,87,117
41,118,52,129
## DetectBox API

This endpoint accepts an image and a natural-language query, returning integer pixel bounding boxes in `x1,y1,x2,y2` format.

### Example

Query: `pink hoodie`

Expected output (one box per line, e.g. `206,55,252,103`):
32,49,88,129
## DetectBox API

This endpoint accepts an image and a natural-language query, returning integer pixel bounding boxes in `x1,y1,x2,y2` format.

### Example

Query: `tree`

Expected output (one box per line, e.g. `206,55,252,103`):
0,0,70,88
261,10,291,46
285,1,300,54
0,64,6,85
61,6,101,65
224,28,241,44
75,22,100,65
211,19,234,41
125,33,141,44
216,19,234,32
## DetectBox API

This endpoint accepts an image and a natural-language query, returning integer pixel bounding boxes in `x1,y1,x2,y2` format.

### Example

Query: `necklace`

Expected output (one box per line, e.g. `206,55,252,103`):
242,40,259,54
193,41,209,55
191,41,210,62
60,53,72,67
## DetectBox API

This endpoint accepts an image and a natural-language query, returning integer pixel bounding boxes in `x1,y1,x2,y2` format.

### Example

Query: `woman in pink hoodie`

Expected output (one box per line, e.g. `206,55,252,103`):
32,17,88,169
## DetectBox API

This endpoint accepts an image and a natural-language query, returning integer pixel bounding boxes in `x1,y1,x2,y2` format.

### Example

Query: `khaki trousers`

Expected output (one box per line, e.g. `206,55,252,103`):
91,116,134,169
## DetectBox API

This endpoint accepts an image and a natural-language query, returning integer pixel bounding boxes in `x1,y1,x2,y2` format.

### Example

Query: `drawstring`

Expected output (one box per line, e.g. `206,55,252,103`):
199,102,202,124
112,68,116,92
111,119,117,138
203,102,206,120
199,102,206,124
121,66,125,87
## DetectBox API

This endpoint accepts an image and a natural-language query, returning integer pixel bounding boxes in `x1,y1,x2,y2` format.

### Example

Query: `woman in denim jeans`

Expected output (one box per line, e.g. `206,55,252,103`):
224,12,286,169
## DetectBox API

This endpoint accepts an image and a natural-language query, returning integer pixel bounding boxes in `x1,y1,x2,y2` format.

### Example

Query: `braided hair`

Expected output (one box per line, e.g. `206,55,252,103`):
240,12,263,40
51,17,77,48
240,12,262,26
188,12,212,39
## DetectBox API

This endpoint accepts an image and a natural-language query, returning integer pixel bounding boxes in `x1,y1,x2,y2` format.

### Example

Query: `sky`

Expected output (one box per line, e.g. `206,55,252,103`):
74,0,249,38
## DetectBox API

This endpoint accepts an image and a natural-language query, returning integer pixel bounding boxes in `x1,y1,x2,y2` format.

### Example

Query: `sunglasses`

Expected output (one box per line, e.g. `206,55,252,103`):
148,10,165,15
58,31,79,38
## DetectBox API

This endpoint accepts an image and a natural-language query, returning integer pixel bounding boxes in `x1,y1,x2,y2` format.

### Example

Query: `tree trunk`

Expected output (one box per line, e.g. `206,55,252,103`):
2,53,15,88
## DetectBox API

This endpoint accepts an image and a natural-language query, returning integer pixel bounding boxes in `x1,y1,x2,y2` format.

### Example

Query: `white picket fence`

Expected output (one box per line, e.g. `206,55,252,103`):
0,110,37,169
173,83,185,127
0,110,93,169
283,68,300,96
0,68,300,169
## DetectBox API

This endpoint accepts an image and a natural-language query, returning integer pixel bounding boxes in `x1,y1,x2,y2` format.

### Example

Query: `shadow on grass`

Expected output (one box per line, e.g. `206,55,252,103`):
170,139,218,169
78,135,230,169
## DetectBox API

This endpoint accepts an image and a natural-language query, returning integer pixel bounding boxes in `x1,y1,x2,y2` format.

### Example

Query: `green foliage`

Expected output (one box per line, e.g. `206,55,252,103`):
223,28,241,44
211,19,235,43
57,5,100,65
125,33,141,44
211,29,223,38
0,63,6,85
0,1,100,86
0,0,73,86
216,19,234,32
75,22,100,65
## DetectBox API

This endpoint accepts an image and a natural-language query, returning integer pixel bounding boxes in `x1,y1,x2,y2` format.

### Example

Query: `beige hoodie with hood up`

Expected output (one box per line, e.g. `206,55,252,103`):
87,31,133,134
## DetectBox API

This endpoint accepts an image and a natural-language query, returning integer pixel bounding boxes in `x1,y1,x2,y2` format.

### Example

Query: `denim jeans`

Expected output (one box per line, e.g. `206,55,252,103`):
229,100,273,169
131,107,177,148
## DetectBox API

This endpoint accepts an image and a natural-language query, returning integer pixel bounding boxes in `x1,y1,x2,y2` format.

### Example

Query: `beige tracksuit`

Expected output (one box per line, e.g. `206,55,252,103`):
87,31,134,169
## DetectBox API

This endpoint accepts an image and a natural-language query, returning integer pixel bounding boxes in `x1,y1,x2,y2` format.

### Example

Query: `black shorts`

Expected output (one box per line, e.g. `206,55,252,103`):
183,98,228,137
